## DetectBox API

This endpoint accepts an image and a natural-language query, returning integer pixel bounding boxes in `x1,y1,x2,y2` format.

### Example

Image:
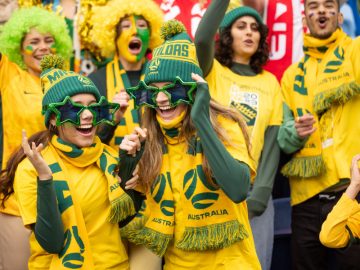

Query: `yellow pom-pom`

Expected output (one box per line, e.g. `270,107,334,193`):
40,55,65,71
160,20,186,41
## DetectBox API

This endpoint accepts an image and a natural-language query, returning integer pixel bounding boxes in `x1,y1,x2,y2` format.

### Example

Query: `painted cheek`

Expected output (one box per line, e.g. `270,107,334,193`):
24,45,34,55
136,28,150,61
50,43,57,54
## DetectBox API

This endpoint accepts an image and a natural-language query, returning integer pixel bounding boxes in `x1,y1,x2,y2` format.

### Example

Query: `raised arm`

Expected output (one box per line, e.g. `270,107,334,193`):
195,0,230,77
191,74,250,203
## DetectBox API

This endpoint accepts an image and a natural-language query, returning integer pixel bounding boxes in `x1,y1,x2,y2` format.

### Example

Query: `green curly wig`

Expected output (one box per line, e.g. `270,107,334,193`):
0,7,73,70
90,0,164,58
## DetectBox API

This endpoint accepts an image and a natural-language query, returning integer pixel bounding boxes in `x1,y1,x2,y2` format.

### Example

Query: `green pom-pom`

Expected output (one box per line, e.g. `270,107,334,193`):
160,20,187,41
40,55,65,71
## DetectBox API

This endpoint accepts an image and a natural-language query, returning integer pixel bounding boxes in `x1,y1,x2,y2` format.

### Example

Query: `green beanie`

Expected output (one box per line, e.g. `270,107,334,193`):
144,20,203,84
40,55,102,127
219,6,263,32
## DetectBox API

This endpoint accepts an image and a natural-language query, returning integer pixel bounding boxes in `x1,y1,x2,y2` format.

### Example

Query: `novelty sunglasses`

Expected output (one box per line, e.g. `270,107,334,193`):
43,96,120,126
126,76,197,109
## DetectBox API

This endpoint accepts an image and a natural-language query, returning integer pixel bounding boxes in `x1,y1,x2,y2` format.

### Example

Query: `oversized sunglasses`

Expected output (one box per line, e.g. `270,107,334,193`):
43,96,120,126
126,76,197,109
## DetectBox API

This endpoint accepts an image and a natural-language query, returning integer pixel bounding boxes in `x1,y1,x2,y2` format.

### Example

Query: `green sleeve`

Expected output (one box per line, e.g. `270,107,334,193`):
191,83,250,203
277,102,307,154
195,0,230,76
247,126,279,218
33,179,64,254
118,143,146,227
97,124,117,145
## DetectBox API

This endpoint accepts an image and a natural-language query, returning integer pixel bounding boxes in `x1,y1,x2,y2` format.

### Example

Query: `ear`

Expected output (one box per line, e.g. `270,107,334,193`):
49,114,57,127
302,15,308,28
338,12,344,25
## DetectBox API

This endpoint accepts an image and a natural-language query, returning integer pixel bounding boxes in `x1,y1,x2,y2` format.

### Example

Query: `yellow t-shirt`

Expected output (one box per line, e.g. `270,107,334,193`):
280,37,360,205
206,60,282,169
163,116,260,270
14,153,129,270
0,55,45,168
0,55,45,216
320,193,360,248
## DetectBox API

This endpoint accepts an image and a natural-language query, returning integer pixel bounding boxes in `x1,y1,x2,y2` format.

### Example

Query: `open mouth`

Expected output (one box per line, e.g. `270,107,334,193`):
76,124,94,135
318,17,328,28
128,39,142,54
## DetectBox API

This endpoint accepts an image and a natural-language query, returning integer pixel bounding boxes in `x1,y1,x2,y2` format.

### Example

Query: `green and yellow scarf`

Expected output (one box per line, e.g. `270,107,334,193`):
122,114,248,256
106,55,146,148
45,135,134,269
282,29,359,178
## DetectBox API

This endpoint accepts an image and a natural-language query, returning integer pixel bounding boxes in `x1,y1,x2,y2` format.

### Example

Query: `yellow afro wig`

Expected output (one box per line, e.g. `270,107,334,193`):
90,0,164,59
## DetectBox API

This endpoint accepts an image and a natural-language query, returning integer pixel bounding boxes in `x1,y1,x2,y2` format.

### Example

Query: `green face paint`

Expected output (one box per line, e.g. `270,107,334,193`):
24,45,34,55
50,43,57,54
116,15,150,63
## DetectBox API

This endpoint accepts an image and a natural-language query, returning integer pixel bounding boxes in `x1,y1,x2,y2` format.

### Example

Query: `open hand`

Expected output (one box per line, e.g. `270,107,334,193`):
113,90,130,124
22,130,52,180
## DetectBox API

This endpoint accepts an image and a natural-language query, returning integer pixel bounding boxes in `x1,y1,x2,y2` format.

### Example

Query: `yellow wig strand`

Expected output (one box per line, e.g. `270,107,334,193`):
89,0,164,59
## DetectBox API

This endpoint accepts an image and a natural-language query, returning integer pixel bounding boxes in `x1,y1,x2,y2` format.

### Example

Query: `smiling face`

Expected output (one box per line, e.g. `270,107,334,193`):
304,0,342,39
50,93,98,148
153,82,187,122
116,15,150,64
21,28,55,77
230,16,261,64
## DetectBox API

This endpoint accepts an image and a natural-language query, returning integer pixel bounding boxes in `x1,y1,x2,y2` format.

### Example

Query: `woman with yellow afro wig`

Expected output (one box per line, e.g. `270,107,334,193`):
88,0,163,152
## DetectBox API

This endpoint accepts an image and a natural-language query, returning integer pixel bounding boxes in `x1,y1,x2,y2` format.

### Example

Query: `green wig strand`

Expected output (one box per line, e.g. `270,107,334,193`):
0,7,73,70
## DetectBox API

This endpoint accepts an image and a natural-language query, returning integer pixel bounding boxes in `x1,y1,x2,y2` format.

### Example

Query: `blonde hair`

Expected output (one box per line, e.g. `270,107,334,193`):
139,99,251,191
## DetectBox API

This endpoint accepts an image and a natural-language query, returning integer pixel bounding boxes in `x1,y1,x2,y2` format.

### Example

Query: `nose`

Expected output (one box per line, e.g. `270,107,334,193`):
38,40,51,52
80,108,93,122
156,92,170,106
245,25,253,35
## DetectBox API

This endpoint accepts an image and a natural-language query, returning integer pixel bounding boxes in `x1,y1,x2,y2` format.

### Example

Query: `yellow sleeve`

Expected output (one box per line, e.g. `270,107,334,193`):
268,76,283,126
351,37,360,84
13,158,39,226
219,115,256,179
320,193,360,248
0,54,19,93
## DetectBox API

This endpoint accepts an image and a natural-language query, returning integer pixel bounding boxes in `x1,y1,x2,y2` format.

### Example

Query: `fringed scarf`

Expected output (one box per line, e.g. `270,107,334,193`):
45,135,135,269
281,29,359,178
105,55,146,147
122,113,248,256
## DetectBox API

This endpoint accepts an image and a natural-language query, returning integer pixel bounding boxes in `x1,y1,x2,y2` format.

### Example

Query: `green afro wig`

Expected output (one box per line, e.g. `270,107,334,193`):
0,7,73,70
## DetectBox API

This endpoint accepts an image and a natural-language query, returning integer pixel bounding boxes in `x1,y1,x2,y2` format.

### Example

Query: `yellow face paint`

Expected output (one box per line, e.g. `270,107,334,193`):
116,15,150,63
24,45,34,55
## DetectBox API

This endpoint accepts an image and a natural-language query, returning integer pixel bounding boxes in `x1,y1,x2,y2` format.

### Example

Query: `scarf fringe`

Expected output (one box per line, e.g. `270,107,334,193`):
314,81,360,114
175,220,248,251
108,193,136,223
126,226,172,256
120,214,147,238
281,155,326,178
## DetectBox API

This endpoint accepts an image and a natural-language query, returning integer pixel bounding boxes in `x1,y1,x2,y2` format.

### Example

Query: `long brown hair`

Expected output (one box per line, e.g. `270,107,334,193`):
139,99,251,191
0,130,52,208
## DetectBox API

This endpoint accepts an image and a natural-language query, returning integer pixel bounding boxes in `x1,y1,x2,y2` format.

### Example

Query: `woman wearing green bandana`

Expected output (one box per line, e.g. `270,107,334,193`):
121,20,261,270
194,1,282,269
4,55,138,270
87,0,163,150
0,7,72,270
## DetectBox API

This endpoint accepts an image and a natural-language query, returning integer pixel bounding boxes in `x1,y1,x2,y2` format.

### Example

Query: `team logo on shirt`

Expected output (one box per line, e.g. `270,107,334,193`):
229,84,258,126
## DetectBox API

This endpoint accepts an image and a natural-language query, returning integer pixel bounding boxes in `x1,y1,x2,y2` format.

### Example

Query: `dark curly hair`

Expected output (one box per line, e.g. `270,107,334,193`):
215,20,269,74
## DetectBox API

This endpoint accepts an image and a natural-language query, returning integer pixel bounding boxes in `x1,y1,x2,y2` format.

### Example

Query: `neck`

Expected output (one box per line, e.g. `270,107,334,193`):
232,55,250,65
118,56,143,71
27,68,40,78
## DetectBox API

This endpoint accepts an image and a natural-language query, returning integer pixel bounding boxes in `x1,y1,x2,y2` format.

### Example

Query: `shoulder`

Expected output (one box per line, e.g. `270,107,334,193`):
258,70,280,86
